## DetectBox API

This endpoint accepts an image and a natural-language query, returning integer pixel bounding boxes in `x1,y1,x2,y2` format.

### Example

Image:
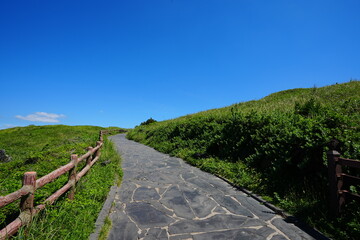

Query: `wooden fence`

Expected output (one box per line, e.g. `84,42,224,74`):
99,129,127,140
0,129,120,239
327,150,360,216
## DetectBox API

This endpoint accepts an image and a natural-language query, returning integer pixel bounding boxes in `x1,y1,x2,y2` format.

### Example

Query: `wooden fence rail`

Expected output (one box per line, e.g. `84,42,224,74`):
99,129,126,141
327,150,360,217
0,130,119,239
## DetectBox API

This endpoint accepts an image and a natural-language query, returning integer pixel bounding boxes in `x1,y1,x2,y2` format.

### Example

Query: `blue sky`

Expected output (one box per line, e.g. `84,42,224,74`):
1,0,359,129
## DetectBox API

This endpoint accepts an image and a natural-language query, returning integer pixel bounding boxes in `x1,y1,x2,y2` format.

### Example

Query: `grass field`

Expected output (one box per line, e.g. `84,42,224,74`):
0,125,123,239
128,81,360,239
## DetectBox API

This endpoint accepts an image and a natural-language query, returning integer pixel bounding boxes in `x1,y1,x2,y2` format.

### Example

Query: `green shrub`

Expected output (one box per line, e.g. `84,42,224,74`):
128,81,360,239
140,118,157,126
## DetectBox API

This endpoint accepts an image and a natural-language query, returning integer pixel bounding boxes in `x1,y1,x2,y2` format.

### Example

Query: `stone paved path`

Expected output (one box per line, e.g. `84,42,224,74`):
107,134,319,240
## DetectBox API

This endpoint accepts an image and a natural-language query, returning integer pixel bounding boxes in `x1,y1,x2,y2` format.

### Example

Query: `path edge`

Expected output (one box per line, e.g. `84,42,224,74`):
89,185,118,240
213,173,330,240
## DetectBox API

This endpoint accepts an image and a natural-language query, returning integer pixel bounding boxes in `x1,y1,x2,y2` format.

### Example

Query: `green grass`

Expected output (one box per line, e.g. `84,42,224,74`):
98,216,112,240
0,125,123,239
128,80,360,240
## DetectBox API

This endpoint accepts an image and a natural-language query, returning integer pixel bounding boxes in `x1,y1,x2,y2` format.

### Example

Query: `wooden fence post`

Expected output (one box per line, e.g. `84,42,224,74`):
68,154,78,200
99,131,103,142
96,141,102,158
327,150,341,216
20,172,37,212
19,171,37,230
86,147,94,166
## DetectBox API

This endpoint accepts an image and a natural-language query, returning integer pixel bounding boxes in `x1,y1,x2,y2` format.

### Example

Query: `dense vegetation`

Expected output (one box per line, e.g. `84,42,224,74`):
0,125,122,239
128,81,360,239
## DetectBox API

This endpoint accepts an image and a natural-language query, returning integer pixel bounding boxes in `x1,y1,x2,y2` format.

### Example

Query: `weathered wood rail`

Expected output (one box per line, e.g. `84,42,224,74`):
99,129,127,140
327,150,360,217
0,129,121,239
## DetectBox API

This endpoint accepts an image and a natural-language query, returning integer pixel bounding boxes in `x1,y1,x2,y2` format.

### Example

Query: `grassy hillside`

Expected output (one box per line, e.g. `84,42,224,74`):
0,125,123,239
128,81,360,239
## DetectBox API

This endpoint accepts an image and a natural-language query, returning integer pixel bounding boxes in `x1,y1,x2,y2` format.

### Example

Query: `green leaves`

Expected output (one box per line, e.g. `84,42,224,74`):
128,81,360,239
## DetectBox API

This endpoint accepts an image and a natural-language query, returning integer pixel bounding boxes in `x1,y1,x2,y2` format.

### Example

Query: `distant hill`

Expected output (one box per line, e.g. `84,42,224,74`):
179,80,359,118
128,80,360,239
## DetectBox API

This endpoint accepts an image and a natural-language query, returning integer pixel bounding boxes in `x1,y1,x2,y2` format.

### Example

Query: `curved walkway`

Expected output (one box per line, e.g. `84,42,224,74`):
106,134,321,240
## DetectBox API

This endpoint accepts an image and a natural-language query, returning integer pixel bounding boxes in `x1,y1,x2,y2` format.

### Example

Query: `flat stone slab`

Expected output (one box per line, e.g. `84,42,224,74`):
168,214,264,235
133,187,161,201
126,202,175,228
160,185,195,219
192,227,275,240
106,134,322,240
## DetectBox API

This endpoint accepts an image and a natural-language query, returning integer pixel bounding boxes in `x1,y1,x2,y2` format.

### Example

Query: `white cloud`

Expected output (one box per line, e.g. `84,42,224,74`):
16,112,66,123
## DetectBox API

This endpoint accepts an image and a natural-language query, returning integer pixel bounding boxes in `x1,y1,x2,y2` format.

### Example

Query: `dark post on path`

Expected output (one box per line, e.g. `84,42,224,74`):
327,148,360,217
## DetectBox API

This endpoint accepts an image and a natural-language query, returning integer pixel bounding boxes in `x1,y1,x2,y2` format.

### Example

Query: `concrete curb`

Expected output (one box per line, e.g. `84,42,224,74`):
89,185,118,240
